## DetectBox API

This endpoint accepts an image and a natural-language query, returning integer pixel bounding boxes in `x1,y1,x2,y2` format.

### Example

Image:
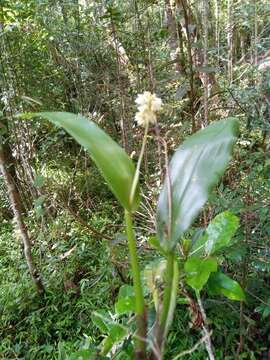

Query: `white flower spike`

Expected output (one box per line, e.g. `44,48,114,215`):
135,91,163,127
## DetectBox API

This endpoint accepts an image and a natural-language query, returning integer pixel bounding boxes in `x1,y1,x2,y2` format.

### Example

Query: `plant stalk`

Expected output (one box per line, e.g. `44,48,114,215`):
125,209,147,359
0,142,44,295
129,121,149,206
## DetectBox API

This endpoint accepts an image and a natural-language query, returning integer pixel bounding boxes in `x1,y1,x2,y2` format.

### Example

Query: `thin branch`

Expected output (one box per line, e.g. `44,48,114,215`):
173,330,213,359
197,296,215,360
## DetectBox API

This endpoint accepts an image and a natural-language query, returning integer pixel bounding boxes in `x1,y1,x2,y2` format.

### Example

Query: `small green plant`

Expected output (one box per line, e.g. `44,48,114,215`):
35,91,244,359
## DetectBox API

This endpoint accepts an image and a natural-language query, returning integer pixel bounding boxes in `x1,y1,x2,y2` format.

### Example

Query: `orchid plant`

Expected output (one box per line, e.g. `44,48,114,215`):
35,92,244,359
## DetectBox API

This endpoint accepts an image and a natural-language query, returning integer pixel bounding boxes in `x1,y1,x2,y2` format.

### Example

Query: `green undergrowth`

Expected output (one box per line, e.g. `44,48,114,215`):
0,212,119,359
0,133,269,359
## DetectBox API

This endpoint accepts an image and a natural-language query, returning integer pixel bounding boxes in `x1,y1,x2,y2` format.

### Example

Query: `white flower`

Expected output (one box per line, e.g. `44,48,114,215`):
135,91,163,127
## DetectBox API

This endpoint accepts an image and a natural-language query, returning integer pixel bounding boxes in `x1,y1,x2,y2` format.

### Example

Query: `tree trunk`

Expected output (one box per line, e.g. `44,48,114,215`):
179,0,196,132
227,0,233,84
253,0,258,66
215,0,220,58
0,142,44,295
165,0,181,73
202,0,209,126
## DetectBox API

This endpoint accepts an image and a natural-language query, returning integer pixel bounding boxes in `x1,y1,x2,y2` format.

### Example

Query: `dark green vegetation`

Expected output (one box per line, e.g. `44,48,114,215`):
0,1,270,359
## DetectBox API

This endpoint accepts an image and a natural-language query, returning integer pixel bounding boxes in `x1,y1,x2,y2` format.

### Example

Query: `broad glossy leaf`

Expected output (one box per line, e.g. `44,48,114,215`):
156,118,239,251
192,211,239,256
207,272,245,301
37,112,139,211
184,257,217,292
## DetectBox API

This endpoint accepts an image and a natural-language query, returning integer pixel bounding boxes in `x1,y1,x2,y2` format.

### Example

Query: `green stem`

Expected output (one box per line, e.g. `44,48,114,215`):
129,121,149,206
125,209,147,358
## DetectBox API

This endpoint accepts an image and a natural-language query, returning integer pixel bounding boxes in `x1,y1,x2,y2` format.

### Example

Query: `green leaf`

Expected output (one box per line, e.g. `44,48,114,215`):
148,236,167,256
192,211,239,256
115,297,136,315
68,349,100,360
115,285,135,315
33,174,45,188
156,118,239,251
36,112,139,211
184,257,217,292
262,307,270,319
91,311,128,354
101,324,127,355
207,272,245,301
91,310,110,334
118,285,134,299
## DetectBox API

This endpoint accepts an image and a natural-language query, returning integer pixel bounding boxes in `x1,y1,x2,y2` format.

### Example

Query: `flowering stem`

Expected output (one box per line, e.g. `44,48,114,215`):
129,121,149,206
124,209,147,359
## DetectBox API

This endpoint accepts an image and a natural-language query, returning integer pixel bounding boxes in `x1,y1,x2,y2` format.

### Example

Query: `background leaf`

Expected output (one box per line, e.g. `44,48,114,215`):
148,236,167,256
37,112,139,211
115,285,135,315
91,310,110,334
101,324,127,356
156,118,239,250
192,211,239,256
207,272,245,301
184,257,217,292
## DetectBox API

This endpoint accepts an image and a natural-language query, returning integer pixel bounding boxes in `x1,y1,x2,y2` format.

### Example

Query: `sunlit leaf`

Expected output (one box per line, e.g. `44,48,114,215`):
184,257,217,292
156,118,239,251
207,272,245,301
192,211,239,256
36,112,140,211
